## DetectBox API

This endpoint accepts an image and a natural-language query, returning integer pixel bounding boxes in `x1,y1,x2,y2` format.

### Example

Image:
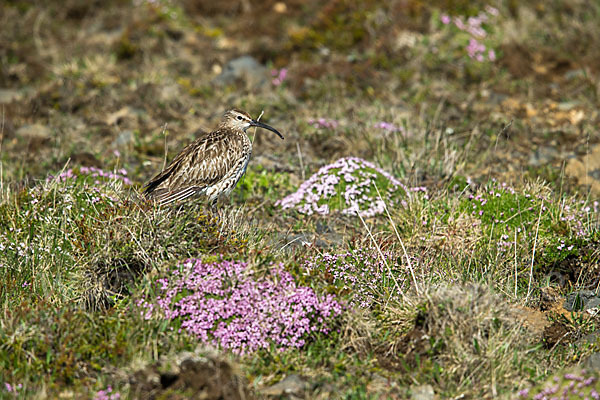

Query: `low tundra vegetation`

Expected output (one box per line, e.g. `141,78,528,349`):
2,0,600,398
2,162,599,398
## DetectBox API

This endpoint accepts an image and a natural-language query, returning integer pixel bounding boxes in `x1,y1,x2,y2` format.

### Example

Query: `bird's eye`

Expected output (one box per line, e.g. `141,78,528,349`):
236,115,243,121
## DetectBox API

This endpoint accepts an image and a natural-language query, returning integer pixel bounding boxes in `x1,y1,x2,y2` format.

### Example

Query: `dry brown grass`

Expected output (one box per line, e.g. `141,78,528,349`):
382,284,534,397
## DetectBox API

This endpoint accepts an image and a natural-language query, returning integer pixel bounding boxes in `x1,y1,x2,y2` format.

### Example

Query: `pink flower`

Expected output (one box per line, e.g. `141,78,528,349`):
454,17,465,30
466,38,486,59
140,259,343,354
4,383,22,393
374,121,404,133
485,5,499,16
271,68,288,86
95,385,120,400
308,118,339,130
441,14,451,24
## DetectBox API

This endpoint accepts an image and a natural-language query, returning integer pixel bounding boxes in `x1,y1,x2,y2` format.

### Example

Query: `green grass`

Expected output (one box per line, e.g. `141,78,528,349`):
235,165,292,205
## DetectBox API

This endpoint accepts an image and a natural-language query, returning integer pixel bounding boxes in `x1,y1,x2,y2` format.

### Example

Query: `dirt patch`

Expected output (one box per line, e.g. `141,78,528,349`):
566,144,600,195
500,43,577,81
519,287,598,349
379,321,431,372
81,257,148,311
539,245,600,291
543,320,572,348
538,286,564,312
129,351,254,400
516,306,550,338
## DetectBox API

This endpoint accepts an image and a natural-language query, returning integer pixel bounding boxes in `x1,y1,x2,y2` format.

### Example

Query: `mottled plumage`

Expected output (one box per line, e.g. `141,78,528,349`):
143,109,283,206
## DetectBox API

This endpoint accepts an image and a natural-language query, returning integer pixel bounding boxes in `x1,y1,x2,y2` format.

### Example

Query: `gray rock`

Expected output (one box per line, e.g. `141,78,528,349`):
261,374,307,397
281,234,313,250
528,146,559,167
213,56,268,88
0,88,22,104
585,352,600,371
587,297,600,310
589,169,600,180
487,91,508,105
114,130,135,147
411,384,435,400
16,124,52,140
577,330,600,346
564,290,600,312
564,69,586,81
316,221,331,234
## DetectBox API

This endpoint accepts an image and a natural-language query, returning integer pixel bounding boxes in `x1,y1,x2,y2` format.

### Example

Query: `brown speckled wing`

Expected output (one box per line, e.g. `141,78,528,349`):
143,129,246,205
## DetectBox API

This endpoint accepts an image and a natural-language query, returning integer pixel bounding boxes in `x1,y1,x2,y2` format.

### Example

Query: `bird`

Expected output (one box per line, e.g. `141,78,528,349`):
143,109,284,206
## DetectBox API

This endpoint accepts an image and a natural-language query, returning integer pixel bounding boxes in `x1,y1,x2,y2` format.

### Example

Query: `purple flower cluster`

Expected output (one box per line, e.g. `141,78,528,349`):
271,68,287,86
517,370,599,399
308,118,339,130
94,386,121,400
80,166,132,185
276,157,407,217
374,121,404,134
560,200,600,237
305,249,406,308
466,39,493,61
138,259,343,354
440,6,499,62
47,167,132,185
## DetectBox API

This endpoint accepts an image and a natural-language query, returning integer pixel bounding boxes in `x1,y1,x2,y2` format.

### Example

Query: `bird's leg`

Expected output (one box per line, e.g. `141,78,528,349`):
208,198,220,223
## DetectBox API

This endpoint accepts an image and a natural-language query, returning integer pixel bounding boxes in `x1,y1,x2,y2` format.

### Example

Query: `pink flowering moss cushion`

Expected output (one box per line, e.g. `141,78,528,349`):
276,157,407,217
138,259,343,354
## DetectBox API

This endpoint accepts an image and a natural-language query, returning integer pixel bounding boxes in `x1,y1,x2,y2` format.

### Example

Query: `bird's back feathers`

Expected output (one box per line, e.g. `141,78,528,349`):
143,129,249,205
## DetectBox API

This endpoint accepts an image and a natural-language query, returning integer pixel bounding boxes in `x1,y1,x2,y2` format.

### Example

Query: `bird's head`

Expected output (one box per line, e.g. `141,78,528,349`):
220,109,284,139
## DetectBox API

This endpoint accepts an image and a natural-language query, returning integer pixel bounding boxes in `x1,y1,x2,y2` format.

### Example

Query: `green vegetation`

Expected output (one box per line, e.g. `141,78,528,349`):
1,0,600,398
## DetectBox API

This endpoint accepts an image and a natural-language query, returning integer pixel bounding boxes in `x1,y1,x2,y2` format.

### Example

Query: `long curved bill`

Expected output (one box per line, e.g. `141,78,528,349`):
251,120,284,139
